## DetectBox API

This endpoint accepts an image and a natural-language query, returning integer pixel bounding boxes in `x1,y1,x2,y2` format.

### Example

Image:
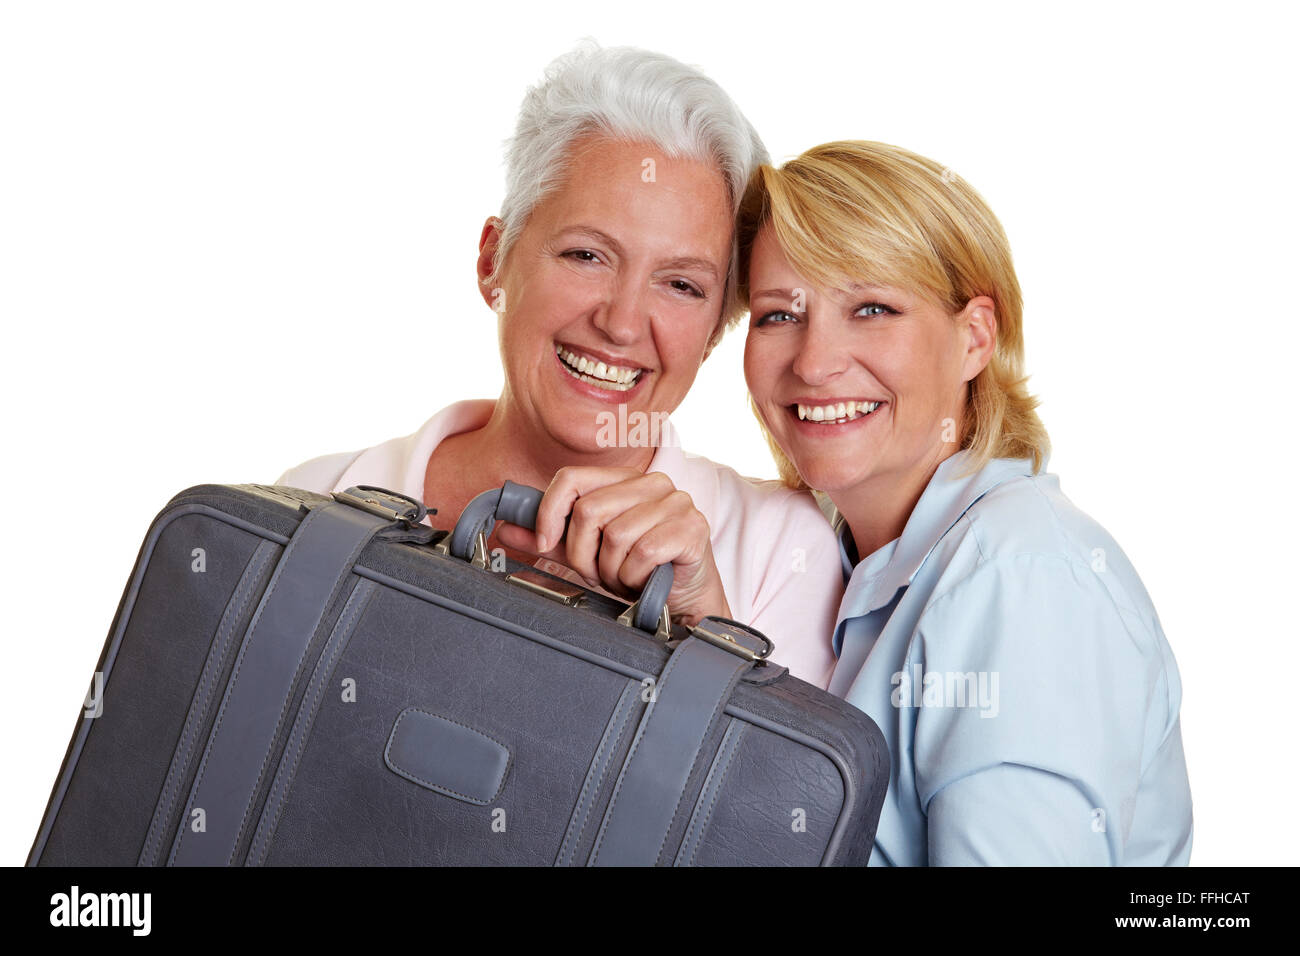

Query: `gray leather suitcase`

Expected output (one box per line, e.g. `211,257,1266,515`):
28,481,888,866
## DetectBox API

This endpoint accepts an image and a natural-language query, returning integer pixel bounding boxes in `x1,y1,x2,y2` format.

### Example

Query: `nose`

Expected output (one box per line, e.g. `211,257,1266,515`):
591,275,648,346
790,319,849,385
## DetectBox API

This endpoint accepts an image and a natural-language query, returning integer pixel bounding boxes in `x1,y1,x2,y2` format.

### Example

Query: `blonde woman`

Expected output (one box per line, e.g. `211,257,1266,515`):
736,141,1193,865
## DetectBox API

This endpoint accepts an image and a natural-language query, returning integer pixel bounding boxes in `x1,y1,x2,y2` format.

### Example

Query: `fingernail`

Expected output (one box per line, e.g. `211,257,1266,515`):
536,534,548,552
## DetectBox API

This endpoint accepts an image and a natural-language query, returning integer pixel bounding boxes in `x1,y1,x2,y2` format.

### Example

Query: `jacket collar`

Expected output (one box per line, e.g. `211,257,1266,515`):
833,452,1037,629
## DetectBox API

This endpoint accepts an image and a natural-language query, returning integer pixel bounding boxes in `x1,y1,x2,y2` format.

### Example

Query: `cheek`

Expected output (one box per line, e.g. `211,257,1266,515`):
742,336,778,399
874,329,958,400
886,368,963,439
654,309,714,368
518,263,602,326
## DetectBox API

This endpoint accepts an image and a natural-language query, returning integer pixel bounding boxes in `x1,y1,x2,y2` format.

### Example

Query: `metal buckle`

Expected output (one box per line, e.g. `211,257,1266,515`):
332,487,425,525
690,618,774,662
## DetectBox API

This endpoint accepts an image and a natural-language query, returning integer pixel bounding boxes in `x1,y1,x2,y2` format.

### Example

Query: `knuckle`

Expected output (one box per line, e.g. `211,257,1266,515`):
629,534,666,565
571,496,596,523
603,523,632,552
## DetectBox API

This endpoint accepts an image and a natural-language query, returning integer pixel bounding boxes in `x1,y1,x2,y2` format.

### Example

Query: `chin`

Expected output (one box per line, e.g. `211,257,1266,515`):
782,448,873,496
547,417,608,455
796,467,864,496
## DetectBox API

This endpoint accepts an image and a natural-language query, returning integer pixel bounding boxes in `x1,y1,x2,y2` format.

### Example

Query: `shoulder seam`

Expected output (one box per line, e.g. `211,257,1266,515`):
916,551,1155,662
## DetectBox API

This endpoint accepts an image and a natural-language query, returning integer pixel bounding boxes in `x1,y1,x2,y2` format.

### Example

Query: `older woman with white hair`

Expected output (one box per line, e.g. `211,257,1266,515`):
278,43,843,685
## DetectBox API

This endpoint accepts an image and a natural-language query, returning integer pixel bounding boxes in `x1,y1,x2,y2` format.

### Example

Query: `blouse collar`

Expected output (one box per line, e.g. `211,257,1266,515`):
832,451,1039,629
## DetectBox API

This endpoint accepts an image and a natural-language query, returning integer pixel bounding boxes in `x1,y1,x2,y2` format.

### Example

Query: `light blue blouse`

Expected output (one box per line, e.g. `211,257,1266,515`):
826,453,1193,865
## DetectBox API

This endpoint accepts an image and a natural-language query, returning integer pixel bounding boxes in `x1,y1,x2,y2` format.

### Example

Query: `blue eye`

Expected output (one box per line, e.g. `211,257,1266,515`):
754,310,799,327
855,302,898,318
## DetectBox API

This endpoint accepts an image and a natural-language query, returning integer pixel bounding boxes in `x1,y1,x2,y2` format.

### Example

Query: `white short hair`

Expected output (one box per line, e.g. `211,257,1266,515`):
494,41,769,334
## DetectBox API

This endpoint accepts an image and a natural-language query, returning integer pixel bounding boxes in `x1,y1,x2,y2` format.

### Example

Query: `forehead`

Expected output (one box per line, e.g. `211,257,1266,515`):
531,135,733,255
748,224,928,305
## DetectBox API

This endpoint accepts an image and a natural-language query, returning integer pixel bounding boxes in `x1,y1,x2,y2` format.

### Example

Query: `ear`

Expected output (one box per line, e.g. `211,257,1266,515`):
700,311,733,364
476,217,505,309
701,332,720,365
958,295,997,383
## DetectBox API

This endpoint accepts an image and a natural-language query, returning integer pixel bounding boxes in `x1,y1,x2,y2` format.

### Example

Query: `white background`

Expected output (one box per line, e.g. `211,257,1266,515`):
2,1,1296,866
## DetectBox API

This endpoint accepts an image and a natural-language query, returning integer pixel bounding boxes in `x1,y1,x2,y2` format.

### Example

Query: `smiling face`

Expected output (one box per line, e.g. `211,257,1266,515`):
480,133,733,461
743,224,996,505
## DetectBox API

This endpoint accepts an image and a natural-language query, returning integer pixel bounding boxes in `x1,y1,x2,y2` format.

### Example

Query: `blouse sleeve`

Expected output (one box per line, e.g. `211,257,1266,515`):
273,449,364,493
743,492,844,689
909,552,1183,865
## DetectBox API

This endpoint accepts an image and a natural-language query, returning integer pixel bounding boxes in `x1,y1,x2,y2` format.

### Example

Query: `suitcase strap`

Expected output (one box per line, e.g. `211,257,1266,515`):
170,499,391,866
588,633,755,866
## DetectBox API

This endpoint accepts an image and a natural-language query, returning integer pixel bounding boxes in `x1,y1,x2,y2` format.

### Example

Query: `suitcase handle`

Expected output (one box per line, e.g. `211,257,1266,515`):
446,481,674,636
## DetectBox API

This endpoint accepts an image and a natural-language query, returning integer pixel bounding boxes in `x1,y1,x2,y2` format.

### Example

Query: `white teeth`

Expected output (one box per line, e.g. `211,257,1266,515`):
556,344,641,391
796,401,882,424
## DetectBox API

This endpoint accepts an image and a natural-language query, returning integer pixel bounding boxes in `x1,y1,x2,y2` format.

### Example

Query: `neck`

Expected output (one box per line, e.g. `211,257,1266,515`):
830,443,961,562
450,390,660,492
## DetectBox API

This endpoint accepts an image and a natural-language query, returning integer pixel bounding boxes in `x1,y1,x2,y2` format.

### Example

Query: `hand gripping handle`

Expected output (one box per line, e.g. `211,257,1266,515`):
446,481,673,636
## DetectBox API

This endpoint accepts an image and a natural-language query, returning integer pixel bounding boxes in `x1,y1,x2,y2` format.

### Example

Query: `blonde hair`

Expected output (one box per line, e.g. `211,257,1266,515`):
736,140,1050,489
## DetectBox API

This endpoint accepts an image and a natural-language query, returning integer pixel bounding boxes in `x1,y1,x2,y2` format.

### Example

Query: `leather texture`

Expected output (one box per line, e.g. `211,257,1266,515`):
139,538,281,866
244,577,378,865
28,483,889,867
384,707,512,806
170,502,389,866
589,636,752,866
555,679,643,866
675,719,748,866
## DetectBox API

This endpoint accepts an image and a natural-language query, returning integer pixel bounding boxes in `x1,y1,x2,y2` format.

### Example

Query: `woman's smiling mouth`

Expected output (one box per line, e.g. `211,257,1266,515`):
555,342,645,392
789,400,885,424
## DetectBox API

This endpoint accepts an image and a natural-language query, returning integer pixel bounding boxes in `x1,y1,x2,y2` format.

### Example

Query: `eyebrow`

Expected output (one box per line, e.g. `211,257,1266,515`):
751,283,900,300
558,225,719,281
658,256,719,280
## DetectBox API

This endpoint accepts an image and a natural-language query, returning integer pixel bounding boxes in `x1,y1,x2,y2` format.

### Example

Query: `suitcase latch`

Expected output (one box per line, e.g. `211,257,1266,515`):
505,569,585,606
333,486,428,526
689,617,774,663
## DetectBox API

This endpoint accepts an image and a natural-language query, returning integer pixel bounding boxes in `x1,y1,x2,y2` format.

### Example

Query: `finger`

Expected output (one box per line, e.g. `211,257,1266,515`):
596,491,699,594
564,473,678,585
615,506,711,595
534,465,641,553
618,514,729,627
493,520,564,563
